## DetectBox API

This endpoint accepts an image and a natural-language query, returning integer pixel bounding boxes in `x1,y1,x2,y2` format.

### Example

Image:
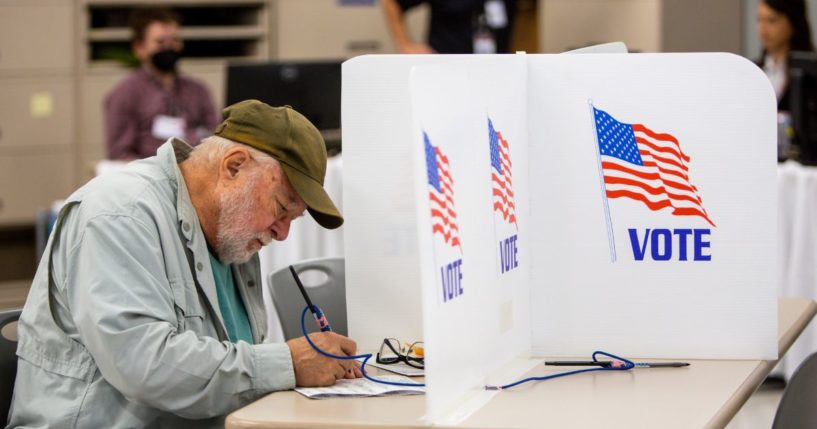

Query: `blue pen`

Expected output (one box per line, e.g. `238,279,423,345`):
289,265,332,332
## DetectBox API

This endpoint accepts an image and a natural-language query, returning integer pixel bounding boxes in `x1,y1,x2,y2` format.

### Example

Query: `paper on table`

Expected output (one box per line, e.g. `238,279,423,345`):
295,375,425,399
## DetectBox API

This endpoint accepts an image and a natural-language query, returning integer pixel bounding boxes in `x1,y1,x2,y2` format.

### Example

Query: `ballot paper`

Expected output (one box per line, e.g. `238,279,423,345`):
295,375,425,399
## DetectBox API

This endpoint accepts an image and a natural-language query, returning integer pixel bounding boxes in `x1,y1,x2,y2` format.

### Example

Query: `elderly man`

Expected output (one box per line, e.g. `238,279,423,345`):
7,100,359,428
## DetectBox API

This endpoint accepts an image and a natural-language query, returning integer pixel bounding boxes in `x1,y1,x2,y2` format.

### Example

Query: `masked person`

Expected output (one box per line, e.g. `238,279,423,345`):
104,8,219,161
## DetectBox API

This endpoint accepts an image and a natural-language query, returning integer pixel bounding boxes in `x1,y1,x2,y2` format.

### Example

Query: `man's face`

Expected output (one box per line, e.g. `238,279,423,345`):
134,21,183,64
213,162,307,264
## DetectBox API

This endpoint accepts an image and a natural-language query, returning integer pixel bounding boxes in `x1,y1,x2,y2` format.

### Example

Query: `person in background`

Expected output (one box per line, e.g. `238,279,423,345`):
756,0,815,111
382,0,517,54
104,8,219,160
7,101,360,428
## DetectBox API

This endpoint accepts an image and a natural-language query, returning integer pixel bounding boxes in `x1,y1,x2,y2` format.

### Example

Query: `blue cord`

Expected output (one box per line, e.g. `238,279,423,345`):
300,306,634,391
299,306,425,387
484,351,636,390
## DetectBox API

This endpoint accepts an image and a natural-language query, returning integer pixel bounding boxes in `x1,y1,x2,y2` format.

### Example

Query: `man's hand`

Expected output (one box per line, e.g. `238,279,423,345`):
287,332,363,387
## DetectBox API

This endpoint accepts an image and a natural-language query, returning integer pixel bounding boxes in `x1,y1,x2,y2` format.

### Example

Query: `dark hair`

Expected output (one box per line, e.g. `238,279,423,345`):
129,7,181,43
763,0,815,52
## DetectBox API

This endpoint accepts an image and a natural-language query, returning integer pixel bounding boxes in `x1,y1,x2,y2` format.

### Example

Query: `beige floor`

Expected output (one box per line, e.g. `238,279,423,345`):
726,382,784,429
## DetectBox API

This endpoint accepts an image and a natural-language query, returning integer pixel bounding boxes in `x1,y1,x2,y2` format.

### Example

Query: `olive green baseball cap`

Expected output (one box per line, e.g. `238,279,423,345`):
214,99,343,229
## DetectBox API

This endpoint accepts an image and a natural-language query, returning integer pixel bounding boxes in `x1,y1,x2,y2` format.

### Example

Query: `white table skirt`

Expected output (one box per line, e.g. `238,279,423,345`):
776,160,817,379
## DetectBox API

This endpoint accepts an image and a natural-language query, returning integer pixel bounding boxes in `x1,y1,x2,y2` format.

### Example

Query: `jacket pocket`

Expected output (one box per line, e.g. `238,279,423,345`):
17,336,97,382
169,279,205,332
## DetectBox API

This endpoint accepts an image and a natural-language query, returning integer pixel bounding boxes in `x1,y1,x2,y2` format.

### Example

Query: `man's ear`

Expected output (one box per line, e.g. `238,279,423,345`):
221,147,251,180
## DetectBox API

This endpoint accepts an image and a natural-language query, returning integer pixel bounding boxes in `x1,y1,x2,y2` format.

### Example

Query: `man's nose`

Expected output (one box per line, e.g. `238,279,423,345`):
271,219,292,241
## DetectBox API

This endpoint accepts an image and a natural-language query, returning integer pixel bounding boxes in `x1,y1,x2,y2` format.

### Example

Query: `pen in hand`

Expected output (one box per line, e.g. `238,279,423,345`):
290,265,332,332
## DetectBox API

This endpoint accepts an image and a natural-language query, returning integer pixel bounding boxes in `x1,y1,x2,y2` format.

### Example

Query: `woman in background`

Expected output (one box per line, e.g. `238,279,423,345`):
756,0,814,111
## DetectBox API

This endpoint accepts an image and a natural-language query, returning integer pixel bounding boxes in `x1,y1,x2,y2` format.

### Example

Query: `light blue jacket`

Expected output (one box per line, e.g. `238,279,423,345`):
7,139,295,428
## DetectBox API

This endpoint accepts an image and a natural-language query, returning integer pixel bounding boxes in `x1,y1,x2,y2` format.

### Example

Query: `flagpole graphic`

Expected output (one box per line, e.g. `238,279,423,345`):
589,99,617,262
589,102,716,260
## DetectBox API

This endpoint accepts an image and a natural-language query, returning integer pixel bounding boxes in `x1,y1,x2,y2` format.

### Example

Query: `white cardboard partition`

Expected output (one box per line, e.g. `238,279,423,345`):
342,52,777,424
343,55,534,353
410,57,532,423
526,54,777,360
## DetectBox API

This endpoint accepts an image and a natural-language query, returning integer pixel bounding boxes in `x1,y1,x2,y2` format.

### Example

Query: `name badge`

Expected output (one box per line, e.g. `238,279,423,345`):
151,115,186,140
473,33,497,54
485,0,508,29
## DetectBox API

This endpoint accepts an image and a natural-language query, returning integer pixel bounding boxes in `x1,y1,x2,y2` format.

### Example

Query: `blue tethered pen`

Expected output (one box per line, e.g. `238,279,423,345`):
289,265,332,332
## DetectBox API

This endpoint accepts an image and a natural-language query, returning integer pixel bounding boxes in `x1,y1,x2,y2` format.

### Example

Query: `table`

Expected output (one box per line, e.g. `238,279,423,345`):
226,297,816,429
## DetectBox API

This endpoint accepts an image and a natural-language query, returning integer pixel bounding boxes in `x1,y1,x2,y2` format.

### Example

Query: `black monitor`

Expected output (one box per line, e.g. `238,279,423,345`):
225,60,342,153
788,51,817,164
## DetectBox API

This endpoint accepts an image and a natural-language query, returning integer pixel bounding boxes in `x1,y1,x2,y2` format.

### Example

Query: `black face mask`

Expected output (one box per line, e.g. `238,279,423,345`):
151,49,180,73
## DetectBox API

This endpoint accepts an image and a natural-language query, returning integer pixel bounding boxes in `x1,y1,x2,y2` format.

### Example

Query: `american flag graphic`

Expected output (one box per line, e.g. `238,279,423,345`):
489,118,517,228
593,107,716,227
424,132,462,250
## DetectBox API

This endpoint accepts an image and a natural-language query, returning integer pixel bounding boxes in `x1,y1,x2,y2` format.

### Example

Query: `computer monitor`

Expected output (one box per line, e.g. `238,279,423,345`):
788,51,817,164
225,60,342,153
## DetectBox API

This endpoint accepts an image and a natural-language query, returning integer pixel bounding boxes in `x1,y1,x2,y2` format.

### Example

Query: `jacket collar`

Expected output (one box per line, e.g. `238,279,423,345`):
156,139,230,337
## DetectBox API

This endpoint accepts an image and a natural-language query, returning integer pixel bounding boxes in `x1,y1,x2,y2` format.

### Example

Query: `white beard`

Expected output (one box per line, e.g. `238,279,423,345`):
213,175,273,264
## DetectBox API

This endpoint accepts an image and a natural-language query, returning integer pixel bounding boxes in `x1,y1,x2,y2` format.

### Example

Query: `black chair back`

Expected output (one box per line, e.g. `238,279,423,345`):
269,257,346,341
0,308,21,425
773,352,817,428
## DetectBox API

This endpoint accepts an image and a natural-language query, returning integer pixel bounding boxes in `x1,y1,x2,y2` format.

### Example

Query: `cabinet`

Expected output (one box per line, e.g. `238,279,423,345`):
0,0,75,297
0,147,73,225
0,78,73,225
274,0,426,60
539,0,742,54
79,0,272,67
275,0,393,60
0,1,75,231
0,2,74,73
0,78,75,149
540,0,662,53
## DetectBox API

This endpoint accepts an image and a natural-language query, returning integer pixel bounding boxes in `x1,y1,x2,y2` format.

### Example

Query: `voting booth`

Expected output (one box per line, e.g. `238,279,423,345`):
342,51,777,423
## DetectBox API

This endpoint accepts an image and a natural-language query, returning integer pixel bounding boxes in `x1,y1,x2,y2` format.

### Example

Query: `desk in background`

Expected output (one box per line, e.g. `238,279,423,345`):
226,298,816,429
